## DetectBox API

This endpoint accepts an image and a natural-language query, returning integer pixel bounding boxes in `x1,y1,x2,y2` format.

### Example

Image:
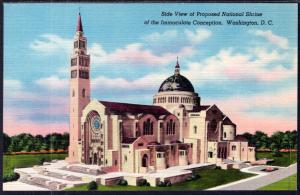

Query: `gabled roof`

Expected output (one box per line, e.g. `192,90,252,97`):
122,137,138,144
99,101,171,116
223,116,236,126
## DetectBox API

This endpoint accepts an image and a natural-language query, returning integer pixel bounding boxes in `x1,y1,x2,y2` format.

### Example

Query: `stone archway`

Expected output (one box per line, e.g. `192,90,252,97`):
142,154,148,167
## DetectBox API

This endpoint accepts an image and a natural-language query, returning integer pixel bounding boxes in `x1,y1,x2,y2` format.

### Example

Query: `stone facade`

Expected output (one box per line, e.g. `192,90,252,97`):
67,14,256,173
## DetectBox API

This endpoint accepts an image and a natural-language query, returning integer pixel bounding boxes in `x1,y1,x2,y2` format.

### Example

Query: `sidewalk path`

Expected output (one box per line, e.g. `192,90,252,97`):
207,163,297,190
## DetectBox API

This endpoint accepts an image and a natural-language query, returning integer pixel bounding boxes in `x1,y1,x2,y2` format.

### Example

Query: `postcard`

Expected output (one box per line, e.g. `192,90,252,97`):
3,2,297,191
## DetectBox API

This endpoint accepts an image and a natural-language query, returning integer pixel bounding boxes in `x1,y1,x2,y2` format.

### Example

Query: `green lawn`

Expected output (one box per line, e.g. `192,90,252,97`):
66,168,256,191
3,153,68,176
259,174,297,190
256,152,297,167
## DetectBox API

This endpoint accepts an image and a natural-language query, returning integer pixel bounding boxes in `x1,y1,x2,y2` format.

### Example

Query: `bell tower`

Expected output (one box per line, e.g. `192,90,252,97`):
67,13,90,162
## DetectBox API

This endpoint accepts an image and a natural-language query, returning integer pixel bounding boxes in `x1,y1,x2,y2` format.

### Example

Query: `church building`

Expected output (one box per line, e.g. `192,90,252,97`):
66,13,255,173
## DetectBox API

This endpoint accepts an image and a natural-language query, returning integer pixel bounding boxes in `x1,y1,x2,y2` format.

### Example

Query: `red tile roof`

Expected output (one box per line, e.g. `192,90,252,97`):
122,137,138,144
187,105,210,112
99,101,171,116
223,116,236,126
77,13,83,32
233,135,248,142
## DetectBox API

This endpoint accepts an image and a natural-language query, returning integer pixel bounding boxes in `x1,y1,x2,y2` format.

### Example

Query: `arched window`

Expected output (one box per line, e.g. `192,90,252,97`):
142,154,148,167
143,119,153,135
82,88,86,97
72,89,75,97
172,121,175,134
194,126,197,134
166,119,175,135
224,132,227,138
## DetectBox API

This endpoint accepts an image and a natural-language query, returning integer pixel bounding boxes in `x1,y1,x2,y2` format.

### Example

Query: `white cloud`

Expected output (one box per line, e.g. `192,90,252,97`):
142,30,178,42
4,79,22,91
35,75,68,90
91,73,168,90
30,34,72,54
252,30,289,49
89,43,195,66
184,28,212,45
182,46,296,85
4,79,38,101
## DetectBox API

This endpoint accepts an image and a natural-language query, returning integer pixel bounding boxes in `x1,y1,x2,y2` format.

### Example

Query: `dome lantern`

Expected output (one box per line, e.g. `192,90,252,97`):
175,56,180,75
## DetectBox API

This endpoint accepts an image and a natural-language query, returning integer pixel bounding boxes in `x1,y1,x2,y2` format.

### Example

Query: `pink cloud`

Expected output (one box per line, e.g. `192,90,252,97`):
90,43,195,66
4,104,69,136
206,87,297,135
184,48,296,85
4,119,68,136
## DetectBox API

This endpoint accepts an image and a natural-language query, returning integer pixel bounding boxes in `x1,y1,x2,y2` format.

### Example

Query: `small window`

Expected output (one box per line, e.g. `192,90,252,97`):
72,90,75,97
160,122,163,128
180,151,185,156
115,160,117,165
138,143,144,147
82,88,86,97
208,151,213,158
71,58,77,66
105,159,108,164
194,126,197,134
224,132,227,138
71,70,77,78
157,153,161,158
74,41,78,48
124,155,127,162
232,145,236,151
79,40,85,49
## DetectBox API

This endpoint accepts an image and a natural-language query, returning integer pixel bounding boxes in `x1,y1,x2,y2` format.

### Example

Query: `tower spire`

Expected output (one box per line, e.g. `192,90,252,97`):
175,56,180,75
77,12,83,32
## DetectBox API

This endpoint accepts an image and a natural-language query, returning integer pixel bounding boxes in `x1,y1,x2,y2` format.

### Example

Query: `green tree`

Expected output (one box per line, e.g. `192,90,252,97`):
3,133,11,153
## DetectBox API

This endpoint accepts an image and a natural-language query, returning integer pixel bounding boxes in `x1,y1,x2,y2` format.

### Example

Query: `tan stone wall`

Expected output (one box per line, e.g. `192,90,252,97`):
222,125,235,141
121,145,134,173
184,138,200,163
207,141,218,163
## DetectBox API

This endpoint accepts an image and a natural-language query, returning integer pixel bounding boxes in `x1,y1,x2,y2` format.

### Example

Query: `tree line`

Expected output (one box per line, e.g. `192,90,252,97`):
3,132,69,153
3,130,297,154
241,130,297,151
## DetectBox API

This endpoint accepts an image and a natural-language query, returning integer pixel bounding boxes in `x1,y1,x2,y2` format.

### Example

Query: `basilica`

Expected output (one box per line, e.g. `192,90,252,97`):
66,13,255,173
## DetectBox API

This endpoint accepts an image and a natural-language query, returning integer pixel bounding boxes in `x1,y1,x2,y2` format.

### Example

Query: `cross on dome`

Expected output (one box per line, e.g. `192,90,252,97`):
174,57,180,75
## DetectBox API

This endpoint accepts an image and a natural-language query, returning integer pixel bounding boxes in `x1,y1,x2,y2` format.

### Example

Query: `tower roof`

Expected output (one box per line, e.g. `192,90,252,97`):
175,56,180,69
77,13,83,32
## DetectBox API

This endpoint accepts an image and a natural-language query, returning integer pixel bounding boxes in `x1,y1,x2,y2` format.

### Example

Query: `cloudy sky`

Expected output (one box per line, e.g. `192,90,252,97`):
4,3,297,136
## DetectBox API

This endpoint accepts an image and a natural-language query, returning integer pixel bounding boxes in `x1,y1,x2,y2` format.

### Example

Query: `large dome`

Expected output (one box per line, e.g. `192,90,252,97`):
158,74,195,92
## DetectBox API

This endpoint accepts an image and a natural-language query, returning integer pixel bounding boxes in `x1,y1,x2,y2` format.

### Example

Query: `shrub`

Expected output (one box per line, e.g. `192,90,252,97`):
195,173,201,179
145,182,150,186
137,178,147,186
215,166,221,170
165,180,172,187
3,172,20,182
117,179,128,186
191,173,201,180
87,181,98,190
38,157,46,165
186,176,193,182
157,181,166,187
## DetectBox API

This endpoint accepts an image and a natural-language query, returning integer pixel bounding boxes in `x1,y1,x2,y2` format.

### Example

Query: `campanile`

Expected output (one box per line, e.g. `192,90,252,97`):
67,13,91,162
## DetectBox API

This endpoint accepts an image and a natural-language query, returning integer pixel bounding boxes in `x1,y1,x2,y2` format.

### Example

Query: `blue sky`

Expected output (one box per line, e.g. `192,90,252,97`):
4,3,297,135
